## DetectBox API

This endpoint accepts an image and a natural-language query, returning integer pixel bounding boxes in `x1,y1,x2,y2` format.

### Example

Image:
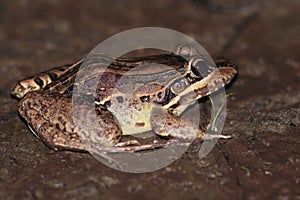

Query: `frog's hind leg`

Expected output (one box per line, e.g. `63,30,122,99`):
202,133,233,140
19,91,118,150
11,59,83,99
118,142,167,152
86,138,168,154
26,120,124,169
28,120,86,152
18,91,114,151
18,93,85,151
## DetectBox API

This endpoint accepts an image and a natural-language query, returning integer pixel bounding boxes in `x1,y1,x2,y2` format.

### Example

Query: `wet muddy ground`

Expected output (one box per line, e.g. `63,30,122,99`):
0,0,299,199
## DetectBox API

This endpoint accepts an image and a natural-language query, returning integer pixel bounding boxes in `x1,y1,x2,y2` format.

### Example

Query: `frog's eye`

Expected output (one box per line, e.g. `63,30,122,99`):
192,59,210,78
171,80,186,94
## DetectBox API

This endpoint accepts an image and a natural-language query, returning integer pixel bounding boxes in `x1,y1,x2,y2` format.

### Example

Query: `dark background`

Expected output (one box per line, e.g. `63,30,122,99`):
0,0,299,199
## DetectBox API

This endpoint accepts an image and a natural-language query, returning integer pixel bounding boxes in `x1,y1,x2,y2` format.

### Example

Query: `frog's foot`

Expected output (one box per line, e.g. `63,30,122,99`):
88,141,167,153
115,140,140,147
201,132,233,140
117,142,167,152
198,123,233,140
115,140,173,152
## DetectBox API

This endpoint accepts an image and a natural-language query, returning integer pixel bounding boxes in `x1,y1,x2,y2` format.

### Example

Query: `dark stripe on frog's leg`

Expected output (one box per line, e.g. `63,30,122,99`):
33,77,44,87
42,63,80,94
11,59,83,99
48,72,59,81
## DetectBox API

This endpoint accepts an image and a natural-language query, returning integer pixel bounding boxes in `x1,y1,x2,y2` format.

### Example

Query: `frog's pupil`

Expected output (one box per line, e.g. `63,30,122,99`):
192,60,209,78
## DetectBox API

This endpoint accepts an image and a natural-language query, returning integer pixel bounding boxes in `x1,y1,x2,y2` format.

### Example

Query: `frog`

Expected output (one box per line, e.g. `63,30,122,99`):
11,44,238,154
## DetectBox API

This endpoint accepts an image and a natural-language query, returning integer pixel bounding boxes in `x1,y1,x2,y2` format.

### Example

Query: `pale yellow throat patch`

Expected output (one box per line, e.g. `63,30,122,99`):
107,94,154,135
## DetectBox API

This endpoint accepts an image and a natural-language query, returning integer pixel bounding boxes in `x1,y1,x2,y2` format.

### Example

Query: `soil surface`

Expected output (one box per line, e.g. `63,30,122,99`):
0,0,299,199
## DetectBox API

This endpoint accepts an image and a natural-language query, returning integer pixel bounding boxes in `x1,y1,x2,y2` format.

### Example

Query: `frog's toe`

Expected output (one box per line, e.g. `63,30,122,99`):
202,133,233,140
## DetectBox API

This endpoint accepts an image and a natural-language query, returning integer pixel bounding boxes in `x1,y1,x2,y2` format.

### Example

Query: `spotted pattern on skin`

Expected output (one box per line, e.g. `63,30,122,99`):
12,50,237,153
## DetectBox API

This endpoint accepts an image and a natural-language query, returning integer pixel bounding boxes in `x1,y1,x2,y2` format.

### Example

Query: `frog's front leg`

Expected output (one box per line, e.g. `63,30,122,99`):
150,107,231,141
